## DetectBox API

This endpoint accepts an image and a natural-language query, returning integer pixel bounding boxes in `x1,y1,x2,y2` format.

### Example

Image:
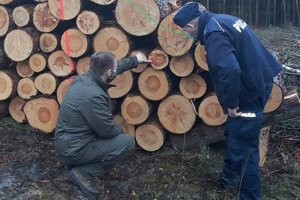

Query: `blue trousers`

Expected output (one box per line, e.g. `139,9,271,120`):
223,83,273,200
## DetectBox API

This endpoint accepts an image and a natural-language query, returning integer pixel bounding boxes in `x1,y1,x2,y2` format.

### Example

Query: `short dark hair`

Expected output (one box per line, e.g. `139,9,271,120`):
90,51,116,76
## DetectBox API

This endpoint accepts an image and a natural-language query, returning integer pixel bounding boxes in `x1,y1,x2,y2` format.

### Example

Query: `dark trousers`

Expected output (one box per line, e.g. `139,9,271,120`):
58,134,135,178
223,83,273,200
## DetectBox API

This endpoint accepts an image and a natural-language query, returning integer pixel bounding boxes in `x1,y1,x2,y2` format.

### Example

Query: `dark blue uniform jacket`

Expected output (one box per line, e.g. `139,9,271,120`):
197,12,282,113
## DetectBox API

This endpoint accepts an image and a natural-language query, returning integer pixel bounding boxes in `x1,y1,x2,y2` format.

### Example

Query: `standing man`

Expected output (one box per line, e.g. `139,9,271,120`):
173,2,282,199
55,51,151,197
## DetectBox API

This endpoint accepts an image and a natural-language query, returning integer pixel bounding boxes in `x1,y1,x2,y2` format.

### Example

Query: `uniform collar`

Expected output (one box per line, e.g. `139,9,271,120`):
86,70,115,91
197,11,214,44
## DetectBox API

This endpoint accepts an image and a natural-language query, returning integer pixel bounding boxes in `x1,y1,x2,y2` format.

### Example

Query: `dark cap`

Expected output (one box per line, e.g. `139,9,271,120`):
173,2,206,27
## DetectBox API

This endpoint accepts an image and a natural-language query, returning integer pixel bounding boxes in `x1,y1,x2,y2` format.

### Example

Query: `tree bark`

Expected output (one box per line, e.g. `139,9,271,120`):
115,0,160,36
121,94,152,125
158,94,196,134
138,67,171,101
169,53,194,77
23,97,59,133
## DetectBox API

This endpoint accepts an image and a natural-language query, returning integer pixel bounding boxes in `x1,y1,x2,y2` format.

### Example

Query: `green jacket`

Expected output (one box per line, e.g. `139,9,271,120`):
55,56,138,158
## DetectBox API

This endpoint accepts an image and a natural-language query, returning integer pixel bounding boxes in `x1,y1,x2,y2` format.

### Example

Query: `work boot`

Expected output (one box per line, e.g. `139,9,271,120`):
67,168,100,197
219,172,239,192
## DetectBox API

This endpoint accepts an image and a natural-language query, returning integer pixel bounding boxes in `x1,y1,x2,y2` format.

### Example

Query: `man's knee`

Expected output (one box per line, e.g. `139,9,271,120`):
120,134,135,153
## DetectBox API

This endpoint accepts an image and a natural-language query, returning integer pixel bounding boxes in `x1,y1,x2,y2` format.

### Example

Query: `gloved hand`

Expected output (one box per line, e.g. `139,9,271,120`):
135,53,152,64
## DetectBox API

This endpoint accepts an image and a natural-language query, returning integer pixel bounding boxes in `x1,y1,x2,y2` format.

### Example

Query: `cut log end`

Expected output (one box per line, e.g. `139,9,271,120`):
76,10,100,35
17,78,37,99
108,71,133,98
61,29,88,58
195,44,208,71
0,6,9,37
158,95,196,134
263,83,283,113
149,49,169,70
93,27,130,60
12,6,31,27
9,95,26,123
39,33,58,53
33,3,59,32
0,70,18,101
114,114,135,137
158,15,193,56
48,0,81,20
135,121,165,152
115,0,160,36
48,50,74,77
138,67,170,101
170,54,194,77
29,53,46,73
23,98,59,133
56,79,71,105
198,94,227,126
179,74,207,99
4,29,34,61
16,60,34,78
76,57,90,75
121,95,150,125
34,73,56,95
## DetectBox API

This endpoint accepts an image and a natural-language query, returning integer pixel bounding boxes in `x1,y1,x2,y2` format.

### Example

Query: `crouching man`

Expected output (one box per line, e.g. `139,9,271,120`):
55,51,151,197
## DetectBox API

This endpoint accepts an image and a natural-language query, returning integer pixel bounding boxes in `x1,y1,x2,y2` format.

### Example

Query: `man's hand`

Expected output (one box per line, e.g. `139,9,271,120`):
135,53,152,64
228,107,242,118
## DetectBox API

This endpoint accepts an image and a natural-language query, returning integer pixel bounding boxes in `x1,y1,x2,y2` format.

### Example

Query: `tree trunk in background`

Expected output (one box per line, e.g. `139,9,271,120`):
274,0,277,25
296,0,300,25
283,0,287,24
255,0,259,26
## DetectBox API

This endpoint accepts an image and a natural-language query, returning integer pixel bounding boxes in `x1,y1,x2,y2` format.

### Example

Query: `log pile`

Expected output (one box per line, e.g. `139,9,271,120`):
0,0,296,152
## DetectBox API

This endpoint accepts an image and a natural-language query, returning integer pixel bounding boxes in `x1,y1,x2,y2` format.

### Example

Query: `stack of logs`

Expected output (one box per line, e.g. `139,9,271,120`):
0,0,286,152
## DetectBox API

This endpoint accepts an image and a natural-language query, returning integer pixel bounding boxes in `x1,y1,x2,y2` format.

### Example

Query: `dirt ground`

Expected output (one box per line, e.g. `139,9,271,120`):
1,26,300,200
